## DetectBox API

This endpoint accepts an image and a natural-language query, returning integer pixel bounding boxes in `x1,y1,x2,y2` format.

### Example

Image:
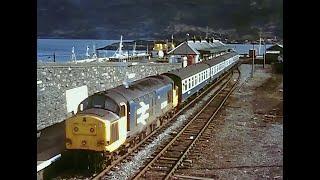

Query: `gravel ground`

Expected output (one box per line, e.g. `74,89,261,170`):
103,74,232,180
176,64,283,179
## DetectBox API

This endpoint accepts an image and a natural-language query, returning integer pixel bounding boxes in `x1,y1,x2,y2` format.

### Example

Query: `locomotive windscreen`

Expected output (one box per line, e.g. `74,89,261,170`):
78,94,120,115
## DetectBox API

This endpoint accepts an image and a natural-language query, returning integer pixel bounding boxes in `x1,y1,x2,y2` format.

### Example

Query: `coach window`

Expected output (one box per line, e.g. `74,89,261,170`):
192,77,194,87
184,82,187,92
188,79,191,89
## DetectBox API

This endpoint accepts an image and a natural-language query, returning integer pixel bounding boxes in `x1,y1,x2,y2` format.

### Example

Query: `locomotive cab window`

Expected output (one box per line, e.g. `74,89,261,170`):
79,95,120,114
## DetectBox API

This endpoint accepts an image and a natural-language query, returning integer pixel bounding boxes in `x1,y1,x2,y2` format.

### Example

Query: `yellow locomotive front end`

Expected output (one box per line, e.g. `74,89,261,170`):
65,114,107,152
65,94,127,153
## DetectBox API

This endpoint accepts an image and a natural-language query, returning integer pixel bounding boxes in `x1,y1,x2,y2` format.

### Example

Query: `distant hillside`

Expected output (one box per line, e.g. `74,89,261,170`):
37,0,283,40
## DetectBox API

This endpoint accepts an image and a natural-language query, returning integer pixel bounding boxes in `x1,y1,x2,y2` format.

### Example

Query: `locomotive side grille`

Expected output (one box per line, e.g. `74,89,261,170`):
110,122,119,143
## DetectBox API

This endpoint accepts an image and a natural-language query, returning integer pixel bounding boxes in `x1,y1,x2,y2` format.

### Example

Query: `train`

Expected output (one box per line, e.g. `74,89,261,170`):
65,50,240,166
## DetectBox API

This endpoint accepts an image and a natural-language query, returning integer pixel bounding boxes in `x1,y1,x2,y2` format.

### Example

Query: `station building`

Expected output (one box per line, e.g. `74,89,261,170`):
266,43,283,64
168,39,231,66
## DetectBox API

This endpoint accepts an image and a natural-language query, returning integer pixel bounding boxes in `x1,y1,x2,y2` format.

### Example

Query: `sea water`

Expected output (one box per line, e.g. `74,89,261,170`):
37,39,273,62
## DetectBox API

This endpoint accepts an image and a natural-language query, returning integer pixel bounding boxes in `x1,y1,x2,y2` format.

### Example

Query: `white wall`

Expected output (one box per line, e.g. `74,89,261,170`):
65,85,88,114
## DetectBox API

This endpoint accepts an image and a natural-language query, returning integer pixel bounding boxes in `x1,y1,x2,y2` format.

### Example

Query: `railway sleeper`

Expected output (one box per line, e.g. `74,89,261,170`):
150,166,172,171
155,161,176,167
171,144,190,150
164,152,184,157
160,157,179,161
145,171,168,178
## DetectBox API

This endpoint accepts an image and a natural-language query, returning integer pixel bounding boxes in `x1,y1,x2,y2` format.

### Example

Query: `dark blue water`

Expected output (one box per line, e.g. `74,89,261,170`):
37,39,273,62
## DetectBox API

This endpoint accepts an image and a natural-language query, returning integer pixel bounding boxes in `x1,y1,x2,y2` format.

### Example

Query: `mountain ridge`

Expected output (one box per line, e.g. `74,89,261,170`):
37,0,283,40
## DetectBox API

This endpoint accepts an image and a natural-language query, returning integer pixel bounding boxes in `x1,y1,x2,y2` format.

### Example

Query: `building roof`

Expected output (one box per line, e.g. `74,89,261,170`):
267,44,283,51
168,39,229,55
168,41,200,55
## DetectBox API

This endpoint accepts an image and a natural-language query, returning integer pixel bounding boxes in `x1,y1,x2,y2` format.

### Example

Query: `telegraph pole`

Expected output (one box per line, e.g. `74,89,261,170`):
251,42,255,77
263,39,266,68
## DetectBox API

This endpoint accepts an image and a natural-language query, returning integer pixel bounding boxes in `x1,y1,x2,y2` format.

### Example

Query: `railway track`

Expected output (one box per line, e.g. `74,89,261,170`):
131,68,241,180
92,65,240,180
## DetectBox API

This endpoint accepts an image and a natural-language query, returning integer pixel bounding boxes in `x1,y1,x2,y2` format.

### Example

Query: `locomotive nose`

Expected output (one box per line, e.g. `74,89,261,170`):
65,115,107,152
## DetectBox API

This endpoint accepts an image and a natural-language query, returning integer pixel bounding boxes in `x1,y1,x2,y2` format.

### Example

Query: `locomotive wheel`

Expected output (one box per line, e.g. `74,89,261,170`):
119,145,127,156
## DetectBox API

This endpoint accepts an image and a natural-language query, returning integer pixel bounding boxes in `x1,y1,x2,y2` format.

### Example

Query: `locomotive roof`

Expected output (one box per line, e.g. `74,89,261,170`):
201,52,238,67
102,75,173,104
165,63,210,80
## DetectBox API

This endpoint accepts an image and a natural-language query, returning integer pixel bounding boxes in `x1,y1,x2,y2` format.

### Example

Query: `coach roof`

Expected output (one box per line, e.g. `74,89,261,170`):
165,63,210,80
202,52,238,67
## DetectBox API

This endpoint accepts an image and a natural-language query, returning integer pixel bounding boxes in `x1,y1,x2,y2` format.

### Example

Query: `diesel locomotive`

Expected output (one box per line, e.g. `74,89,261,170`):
65,51,240,166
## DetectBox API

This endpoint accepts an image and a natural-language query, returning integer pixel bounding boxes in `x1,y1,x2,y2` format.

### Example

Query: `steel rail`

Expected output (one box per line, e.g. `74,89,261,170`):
132,67,240,180
93,65,239,180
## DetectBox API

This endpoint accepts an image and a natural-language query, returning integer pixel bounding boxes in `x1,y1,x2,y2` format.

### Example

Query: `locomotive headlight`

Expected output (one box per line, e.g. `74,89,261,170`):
90,128,95,133
97,140,105,146
66,138,72,145
82,140,86,145
74,127,79,132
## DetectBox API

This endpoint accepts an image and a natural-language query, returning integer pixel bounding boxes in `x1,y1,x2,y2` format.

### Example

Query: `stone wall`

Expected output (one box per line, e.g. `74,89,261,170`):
37,62,181,131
